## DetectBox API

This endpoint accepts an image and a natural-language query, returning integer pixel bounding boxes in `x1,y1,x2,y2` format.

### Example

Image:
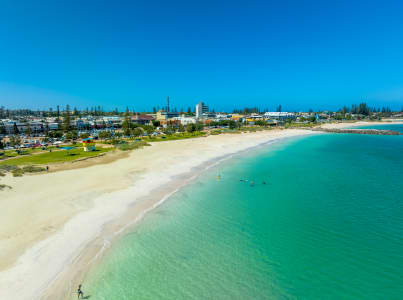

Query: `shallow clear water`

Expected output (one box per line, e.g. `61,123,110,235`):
82,126,403,299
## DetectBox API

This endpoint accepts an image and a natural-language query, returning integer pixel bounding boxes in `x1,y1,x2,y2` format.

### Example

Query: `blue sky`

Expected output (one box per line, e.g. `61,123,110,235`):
1,0,403,112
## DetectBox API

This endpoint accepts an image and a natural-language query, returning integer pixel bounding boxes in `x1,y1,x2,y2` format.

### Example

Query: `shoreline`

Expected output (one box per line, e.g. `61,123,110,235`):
0,128,314,300
44,136,290,300
0,121,401,299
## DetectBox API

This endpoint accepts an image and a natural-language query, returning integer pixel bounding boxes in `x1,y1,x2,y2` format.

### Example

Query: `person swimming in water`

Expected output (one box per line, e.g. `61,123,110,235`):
77,284,84,299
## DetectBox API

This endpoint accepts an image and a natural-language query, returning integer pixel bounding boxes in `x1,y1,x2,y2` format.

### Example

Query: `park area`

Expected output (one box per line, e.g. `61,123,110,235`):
0,146,113,166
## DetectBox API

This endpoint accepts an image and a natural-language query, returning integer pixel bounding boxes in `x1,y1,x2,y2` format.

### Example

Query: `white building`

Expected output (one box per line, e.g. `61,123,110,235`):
264,112,295,119
214,114,231,120
195,101,208,119
48,122,59,130
172,116,196,125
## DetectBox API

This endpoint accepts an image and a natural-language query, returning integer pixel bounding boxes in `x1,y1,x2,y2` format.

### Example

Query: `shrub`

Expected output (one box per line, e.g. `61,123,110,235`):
98,131,112,139
211,130,222,135
22,166,46,173
117,141,151,151
0,184,12,190
11,168,24,177
0,165,18,172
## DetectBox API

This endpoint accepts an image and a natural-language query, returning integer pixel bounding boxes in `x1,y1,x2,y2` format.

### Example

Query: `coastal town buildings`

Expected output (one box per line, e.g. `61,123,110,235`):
131,114,154,125
195,102,208,119
263,112,295,119
156,110,179,122
172,115,196,125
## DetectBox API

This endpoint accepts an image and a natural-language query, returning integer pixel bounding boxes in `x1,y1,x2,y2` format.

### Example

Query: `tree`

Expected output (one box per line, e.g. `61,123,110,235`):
152,120,161,127
44,122,50,135
13,122,19,134
56,105,61,123
98,131,112,139
26,123,32,136
255,120,267,127
161,125,173,135
0,106,5,118
80,132,89,139
65,130,78,141
122,118,132,136
131,127,143,137
63,105,71,132
195,122,204,131
48,130,63,139
123,126,131,137
142,125,155,135
178,124,185,132
10,135,21,147
186,123,196,133
0,123,6,135
228,120,237,129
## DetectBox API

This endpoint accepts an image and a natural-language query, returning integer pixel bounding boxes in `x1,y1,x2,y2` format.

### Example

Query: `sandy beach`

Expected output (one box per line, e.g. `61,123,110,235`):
320,120,403,129
0,128,318,299
1,121,402,299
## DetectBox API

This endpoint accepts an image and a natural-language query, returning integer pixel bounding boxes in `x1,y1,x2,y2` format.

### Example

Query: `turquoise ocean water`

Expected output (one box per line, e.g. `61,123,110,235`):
83,125,403,299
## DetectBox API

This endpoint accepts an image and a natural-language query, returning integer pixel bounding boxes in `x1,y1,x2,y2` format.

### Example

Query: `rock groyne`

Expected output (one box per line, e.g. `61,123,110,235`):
314,128,402,135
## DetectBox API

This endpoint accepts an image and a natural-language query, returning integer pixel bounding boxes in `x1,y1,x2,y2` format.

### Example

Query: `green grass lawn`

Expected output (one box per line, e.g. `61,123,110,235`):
0,147,113,166
146,132,206,142
2,146,58,158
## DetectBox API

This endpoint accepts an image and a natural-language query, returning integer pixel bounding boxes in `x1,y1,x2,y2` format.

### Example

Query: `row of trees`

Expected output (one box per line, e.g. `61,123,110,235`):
0,105,197,119
208,120,239,129
337,103,399,116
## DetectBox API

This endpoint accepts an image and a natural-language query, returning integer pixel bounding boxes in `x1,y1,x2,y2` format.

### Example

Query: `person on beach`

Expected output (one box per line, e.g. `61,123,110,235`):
46,166,49,172
77,284,84,299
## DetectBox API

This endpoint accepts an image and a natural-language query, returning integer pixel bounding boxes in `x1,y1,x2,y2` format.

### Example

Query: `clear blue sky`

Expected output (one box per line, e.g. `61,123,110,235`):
1,0,403,112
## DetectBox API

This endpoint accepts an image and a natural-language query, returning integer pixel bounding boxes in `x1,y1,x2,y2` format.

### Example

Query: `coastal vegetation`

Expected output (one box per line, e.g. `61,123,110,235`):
116,140,151,151
0,164,46,178
1,102,402,173
0,184,11,190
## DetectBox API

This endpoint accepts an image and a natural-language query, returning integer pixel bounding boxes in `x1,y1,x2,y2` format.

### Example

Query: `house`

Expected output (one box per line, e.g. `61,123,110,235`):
172,116,196,125
156,110,179,121
132,114,155,125
264,112,295,120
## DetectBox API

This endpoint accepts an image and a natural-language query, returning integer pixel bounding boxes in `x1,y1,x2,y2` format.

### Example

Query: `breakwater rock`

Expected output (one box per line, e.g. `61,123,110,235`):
313,128,402,135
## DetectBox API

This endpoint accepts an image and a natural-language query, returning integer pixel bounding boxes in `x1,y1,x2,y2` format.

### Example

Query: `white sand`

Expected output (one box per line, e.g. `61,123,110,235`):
320,120,403,129
0,128,330,299
2,121,403,299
